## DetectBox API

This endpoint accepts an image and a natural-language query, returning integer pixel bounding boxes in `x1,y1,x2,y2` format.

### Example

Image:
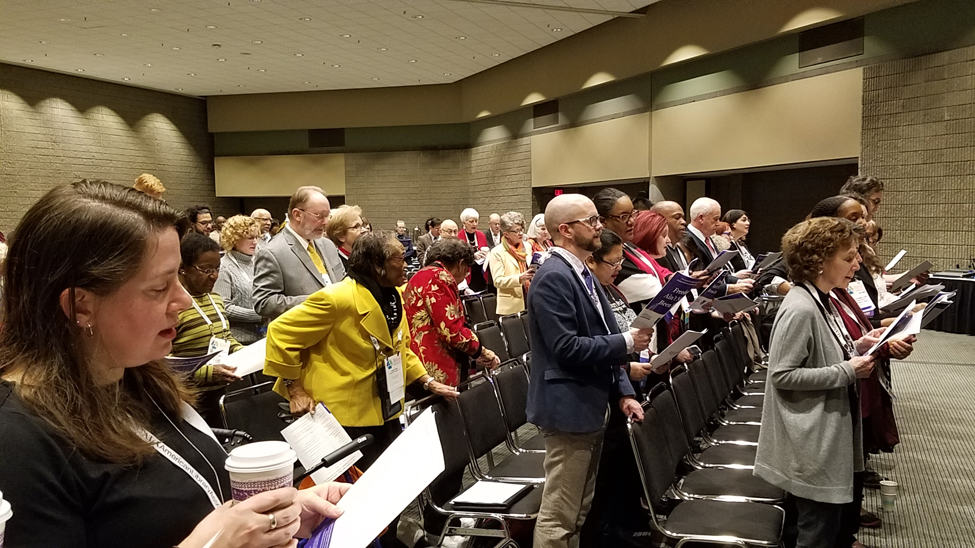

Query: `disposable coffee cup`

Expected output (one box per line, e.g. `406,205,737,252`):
225,441,297,502
879,479,898,511
0,490,12,548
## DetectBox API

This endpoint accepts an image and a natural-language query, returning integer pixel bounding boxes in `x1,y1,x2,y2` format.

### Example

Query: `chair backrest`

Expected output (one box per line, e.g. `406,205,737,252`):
715,337,744,390
463,297,488,326
648,382,692,462
488,359,530,433
626,404,674,511
729,323,751,369
456,375,510,459
687,356,722,419
481,293,499,323
520,313,532,350
473,321,511,362
500,313,530,359
670,364,707,445
701,349,730,404
220,382,289,442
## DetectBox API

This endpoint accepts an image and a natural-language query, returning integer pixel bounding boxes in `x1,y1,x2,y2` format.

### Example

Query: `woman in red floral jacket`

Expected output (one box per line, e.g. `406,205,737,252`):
405,238,500,386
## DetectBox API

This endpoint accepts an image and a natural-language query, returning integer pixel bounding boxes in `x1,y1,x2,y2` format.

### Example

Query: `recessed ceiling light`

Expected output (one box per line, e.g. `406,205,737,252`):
145,63,152,67
340,33,352,38
75,68,85,72
150,8,161,12
443,72,452,76
122,76,131,81
172,46,181,51
93,52,104,56
23,59,35,63
298,16,311,21
492,52,502,57
377,47,388,52
120,33,128,37
331,63,341,68
257,68,266,72
58,17,71,22
304,80,312,84
294,52,304,57
252,39,263,44
39,40,47,44
552,27,563,32
409,59,418,63
371,76,380,81
176,87,183,91
412,14,424,19
206,24,217,29
187,72,196,76
455,35,467,40
217,57,226,62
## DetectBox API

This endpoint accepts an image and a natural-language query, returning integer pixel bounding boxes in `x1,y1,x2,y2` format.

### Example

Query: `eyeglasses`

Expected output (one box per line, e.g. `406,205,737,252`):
598,257,624,268
602,211,634,224
349,223,363,231
388,255,406,264
296,208,328,221
196,220,213,227
566,215,601,229
505,227,524,234
192,264,220,276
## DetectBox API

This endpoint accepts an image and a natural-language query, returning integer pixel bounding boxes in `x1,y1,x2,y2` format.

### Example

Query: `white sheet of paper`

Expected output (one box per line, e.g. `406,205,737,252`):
385,354,405,404
889,260,933,293
651,329,706,368
711,294,759,315
885,249,908,272
450,480,528,506
866,300,918,356
752,251,782,273
280,403,362,484
881,284,943,314
705,250,739,274
327,408,445,548
220,337,267,376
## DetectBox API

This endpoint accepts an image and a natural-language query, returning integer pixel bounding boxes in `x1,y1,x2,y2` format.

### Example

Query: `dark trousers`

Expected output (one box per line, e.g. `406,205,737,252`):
344,420,407,548
783,493,846,548
838,471,866,545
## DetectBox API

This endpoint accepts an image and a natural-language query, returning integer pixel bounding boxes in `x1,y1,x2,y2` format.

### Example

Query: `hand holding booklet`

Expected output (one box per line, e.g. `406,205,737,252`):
689,273,728,313
651,329,706,368
711,293,759,315
630,271,700,329
865,300,921,356
220,337,267,376
281,403,362,485
705,250,739,274
888,260,933,294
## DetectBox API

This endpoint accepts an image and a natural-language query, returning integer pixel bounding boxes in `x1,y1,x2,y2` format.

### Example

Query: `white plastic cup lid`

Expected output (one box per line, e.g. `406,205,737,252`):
224,441,296,474
0,498,11,522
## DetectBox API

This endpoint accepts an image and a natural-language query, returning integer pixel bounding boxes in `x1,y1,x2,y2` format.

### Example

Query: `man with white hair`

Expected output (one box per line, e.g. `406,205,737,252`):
526,193,649,548
251,208,273,244
459,208,489,292
485,213,503,248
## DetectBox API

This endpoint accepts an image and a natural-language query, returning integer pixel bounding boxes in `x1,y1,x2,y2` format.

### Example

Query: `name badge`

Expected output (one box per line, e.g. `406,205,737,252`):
207,336,231,358
847,280,876,317
384,354,405,405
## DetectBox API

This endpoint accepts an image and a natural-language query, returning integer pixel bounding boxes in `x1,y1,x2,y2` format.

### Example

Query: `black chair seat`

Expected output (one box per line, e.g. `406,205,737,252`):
697,443,757,468
712,423,760,444
485,451,546,481
519,432,546,451
734,394,765,407
444,484,543,516
723,406,763,424
665,499,782,543
679,469,785,501
748,370,768,382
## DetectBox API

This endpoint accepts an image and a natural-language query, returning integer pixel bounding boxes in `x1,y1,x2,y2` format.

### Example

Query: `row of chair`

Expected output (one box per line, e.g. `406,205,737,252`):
462,293,499,326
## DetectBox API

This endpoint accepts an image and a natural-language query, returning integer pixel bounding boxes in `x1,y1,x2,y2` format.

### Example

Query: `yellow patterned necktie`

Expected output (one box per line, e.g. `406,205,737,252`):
306,242,327,275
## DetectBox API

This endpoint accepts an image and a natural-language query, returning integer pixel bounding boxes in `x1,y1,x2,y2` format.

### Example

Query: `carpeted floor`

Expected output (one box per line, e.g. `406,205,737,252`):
858,329,975,547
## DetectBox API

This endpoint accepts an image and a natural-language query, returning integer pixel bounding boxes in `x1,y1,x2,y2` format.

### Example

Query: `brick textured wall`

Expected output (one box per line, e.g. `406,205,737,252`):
0,63,236,235
345,138,533,234
860,46,975,269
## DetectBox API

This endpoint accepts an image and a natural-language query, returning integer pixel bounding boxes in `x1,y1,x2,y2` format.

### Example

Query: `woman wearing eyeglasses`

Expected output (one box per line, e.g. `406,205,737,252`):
326,204,364,271
173,233,242,424
487,211,534,315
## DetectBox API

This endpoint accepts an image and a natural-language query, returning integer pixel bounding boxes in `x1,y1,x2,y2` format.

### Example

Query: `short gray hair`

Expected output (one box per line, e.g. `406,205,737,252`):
689,197,720,221
526,213,545,239
499,211,524,233
459,208,479,223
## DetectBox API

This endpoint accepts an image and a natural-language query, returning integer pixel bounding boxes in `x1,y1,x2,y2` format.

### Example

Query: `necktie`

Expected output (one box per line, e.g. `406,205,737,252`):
306,242,327,275
582,268,599,306
705,236,717,258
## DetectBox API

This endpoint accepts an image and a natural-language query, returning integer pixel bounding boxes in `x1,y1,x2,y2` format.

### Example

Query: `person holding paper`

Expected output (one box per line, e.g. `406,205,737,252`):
755,217,909,548
525,194,649,548
214,215,265,345
0,181,350,548
405,238,500,386
173,233,243,425
488,211,534,315
723,209,756,271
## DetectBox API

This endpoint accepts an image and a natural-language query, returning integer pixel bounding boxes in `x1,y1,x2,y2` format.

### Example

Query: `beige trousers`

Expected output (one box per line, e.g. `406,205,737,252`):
532,427,606,548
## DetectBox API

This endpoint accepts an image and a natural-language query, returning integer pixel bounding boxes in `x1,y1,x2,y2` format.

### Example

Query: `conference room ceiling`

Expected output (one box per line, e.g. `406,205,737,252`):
0,0,654,97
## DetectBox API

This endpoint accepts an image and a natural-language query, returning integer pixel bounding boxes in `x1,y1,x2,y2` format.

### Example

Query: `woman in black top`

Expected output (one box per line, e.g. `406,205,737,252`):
0,181,347,548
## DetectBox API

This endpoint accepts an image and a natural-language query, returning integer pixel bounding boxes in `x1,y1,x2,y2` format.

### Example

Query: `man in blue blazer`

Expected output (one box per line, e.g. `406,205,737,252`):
526,193,651,548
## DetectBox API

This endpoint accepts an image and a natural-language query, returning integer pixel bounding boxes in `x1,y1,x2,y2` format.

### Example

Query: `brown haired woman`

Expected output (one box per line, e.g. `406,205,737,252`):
0,181,347,548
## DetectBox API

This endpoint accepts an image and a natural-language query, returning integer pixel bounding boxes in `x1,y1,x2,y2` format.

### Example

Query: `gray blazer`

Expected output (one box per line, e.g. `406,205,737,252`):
754,284,864,504
252,229,346,320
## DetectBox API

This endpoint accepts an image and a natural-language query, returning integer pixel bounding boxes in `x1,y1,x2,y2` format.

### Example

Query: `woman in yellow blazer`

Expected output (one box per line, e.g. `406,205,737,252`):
265,231,457,468
488,211,535,316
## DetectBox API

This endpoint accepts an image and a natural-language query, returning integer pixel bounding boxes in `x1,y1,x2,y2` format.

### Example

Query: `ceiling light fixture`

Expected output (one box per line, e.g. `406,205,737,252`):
176,87,183,91
145,63,152,67
412,14,424,19
298,16,311,21
331,63,341,68
340,33,352,38
372,76,380,81
217,57,226,61
93,52,104,56
150,8,161,13
377,47,388,52
39,40,47,44
455,35,467,40
409,59,418,63
206,24,217,29
172,46,181,50
252,39,263,44
75,68,85,72
304,80,312,84
443,72,452,76
258,68,266,72
58,18,71,22
120,33,128,37
187,72,196,76
294,52,304,57
122,76,131,81
24,59,35,63
492,52,502,57
552,27,563,32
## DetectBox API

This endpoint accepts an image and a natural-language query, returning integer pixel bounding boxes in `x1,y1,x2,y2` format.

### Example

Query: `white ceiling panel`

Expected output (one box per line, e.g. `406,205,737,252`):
0,0,654,97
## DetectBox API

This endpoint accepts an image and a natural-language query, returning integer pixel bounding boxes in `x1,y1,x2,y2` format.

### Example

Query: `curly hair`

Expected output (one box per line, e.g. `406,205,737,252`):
219,214,259,252
133,173,166,197
325,205,363,246
841,175,884,196
424,237,475,267
348,230,402,281
781,217,858,284
499,211,525,233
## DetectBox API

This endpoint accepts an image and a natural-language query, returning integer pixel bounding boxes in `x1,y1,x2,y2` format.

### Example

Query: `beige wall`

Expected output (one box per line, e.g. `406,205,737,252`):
207,0,908,132
214,154,346,197
651,68,863,176
531,113,650,187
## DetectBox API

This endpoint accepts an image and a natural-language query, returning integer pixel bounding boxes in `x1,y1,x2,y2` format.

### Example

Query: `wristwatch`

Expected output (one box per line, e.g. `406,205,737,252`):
283,378,297,387
423,377,435,391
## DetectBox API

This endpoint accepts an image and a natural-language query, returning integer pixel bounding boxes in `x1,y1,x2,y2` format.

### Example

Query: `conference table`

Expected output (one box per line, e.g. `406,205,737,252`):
925,276,975,335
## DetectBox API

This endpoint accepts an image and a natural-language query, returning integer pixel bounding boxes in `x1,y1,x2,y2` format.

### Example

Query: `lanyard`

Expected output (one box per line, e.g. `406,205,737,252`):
191,294,228,332
137,428,222,508
798,283,857,359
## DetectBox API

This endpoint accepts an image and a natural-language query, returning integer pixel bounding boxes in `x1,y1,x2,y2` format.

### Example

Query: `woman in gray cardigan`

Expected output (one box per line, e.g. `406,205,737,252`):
214,215,265,344
754,217,880,548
